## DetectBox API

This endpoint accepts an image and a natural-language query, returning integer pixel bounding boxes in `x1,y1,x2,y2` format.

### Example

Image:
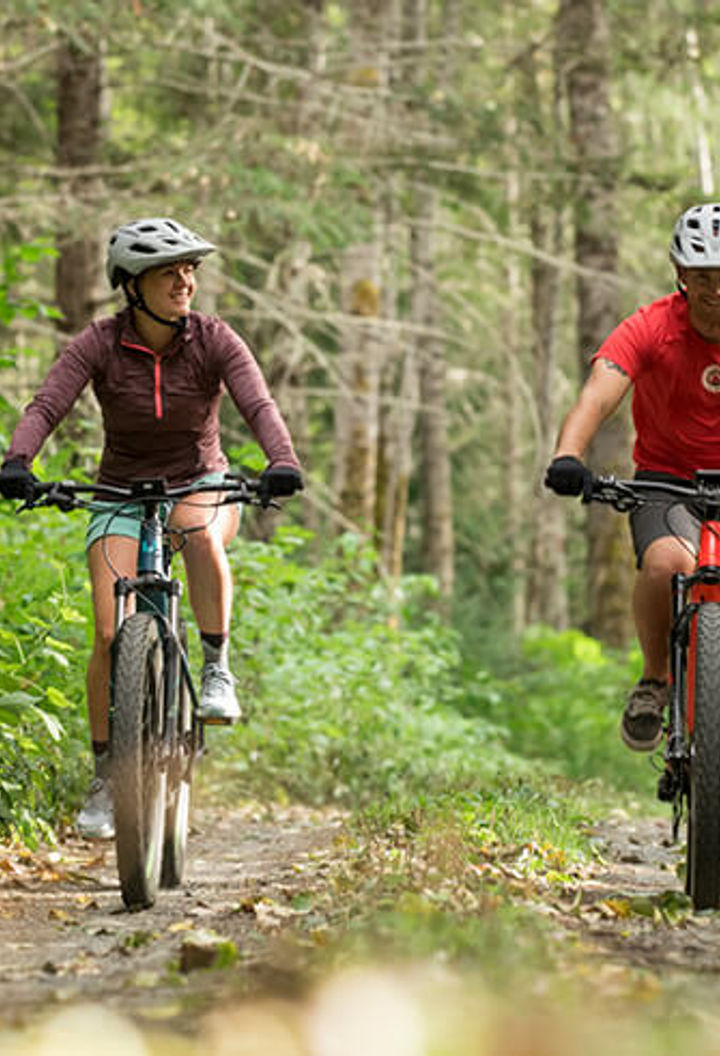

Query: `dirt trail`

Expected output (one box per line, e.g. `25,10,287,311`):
0,804,344,1032
560,811,720,975
2,804,720,1037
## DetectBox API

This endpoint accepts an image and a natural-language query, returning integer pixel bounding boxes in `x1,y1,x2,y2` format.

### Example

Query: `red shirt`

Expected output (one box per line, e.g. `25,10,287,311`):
7,309,300,486
595,291,720,478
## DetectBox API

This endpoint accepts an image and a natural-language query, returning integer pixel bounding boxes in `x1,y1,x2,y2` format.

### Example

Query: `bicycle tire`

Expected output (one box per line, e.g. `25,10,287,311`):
161,621,193,888
687,602,720,910
112,612,167,910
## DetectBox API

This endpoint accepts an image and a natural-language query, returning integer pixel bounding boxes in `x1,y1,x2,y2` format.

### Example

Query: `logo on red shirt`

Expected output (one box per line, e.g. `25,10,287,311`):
702,364,720,394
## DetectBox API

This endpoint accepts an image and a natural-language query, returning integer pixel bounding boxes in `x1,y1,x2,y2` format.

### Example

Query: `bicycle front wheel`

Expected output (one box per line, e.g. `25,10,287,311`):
688,602,720,910
112,612,167,910
161,621,194,888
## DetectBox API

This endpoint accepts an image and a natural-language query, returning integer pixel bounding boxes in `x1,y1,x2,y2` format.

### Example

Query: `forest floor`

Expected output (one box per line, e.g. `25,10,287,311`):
2,801,720,1053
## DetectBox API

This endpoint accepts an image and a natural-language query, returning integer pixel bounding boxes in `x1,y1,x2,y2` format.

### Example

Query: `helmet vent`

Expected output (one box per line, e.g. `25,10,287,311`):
129,242,158,254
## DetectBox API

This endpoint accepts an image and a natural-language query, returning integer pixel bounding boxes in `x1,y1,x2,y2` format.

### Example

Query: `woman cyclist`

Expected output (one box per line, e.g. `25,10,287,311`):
0,217,303,838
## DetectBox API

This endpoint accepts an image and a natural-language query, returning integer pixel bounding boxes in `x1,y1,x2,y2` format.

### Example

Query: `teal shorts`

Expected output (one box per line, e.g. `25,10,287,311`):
85,472,229,552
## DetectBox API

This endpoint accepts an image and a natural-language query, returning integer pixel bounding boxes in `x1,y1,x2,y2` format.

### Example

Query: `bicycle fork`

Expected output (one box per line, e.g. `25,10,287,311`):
659,572,690,839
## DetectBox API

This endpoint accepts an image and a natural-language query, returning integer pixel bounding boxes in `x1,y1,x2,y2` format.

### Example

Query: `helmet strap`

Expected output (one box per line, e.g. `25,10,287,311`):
122,277,187,332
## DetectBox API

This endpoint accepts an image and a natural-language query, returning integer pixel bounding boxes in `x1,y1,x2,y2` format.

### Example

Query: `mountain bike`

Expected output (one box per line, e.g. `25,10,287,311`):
587,469,720,910
16,473,268,910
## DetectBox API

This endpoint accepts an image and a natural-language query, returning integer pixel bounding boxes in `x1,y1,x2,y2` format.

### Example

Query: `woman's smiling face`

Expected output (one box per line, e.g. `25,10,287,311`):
137,260,198,320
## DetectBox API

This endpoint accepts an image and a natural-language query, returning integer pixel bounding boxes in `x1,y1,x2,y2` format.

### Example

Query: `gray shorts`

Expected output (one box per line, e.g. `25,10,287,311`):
629,474,700,569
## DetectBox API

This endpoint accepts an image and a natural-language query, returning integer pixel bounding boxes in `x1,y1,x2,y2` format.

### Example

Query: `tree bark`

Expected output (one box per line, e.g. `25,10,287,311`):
55,32,104,339
522,40,568,629
332,1,394,531
557,0,634,647
416,188,454,600
53,31,106,463
526,202,568,629
333,240,383,528
503,112,526,637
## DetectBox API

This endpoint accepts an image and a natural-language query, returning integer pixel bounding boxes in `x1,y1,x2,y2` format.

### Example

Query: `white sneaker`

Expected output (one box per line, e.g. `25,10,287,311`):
200,662,241,724
76,776,115,839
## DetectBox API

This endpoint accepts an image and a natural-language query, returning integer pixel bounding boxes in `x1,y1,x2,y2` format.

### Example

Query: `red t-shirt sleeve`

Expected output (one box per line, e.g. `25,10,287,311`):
591,305,656,380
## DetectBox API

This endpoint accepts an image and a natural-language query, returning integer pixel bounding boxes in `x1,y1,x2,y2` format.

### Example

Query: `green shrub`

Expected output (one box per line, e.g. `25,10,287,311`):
205,530,521,805
0,507,91,841
464,624,652,794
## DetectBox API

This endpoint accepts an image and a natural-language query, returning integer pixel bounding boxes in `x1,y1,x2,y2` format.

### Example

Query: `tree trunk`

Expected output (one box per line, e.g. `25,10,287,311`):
416,188,454,600
55,33,104,338
557,0,633,647
333,240,383,528
686,26,714,196
503,113,526,637
523,41,568,629
54,32,106,464
526,203,568,629
378,179,412,578
332,1,394,531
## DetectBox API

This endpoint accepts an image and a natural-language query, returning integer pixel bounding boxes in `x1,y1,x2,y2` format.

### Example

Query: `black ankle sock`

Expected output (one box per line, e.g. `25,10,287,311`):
201,632,229,667
201,632,227,650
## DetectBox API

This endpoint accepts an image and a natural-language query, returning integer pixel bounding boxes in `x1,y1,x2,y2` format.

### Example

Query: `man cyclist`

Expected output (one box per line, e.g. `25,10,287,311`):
546,202,720,753
0,218,303,838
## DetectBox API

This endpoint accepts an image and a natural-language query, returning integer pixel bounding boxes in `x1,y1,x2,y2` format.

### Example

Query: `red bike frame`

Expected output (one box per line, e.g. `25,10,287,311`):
685,520,720,733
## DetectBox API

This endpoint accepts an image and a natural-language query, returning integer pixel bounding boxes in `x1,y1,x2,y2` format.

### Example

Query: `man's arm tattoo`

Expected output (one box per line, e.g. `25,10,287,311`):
598,357,629,378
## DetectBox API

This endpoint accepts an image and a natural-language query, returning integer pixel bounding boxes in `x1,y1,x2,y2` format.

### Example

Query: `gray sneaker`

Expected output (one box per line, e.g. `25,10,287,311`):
76,776,115,839
200,662,241,724
621,679,668,752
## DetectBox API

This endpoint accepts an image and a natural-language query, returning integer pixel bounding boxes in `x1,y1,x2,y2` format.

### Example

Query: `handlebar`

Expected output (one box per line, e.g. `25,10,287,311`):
15,473,275,513
585,472,720,513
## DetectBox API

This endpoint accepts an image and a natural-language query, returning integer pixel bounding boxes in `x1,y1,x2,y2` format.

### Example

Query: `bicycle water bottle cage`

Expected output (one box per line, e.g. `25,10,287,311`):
130,478,169,498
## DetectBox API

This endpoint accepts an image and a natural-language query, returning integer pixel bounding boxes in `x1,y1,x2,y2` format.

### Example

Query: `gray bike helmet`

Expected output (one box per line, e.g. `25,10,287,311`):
106,217,216,288
670,203,720,268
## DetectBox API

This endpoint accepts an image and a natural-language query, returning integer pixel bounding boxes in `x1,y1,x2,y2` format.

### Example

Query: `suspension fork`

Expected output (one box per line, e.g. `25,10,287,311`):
668,572,688,761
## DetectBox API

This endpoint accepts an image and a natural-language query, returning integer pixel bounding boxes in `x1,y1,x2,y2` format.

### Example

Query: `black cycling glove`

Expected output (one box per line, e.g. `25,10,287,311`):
258,465,304,507
544,456,592,498
0,458,38,501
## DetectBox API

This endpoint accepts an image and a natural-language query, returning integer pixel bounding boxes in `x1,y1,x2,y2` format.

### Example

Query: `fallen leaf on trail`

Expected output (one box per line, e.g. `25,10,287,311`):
74,894,100,909
121,929,158,950
601,897,632,919
629,896,656,919
49,908,79,925
167,920,196,933
254,898,298,930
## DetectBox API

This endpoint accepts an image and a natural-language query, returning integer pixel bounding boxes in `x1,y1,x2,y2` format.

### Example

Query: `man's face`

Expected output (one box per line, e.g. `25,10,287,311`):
679,266,720,316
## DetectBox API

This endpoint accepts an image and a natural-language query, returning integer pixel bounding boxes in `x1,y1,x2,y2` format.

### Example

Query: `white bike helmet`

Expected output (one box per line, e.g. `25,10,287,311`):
106,217,216,288
670,203,720,268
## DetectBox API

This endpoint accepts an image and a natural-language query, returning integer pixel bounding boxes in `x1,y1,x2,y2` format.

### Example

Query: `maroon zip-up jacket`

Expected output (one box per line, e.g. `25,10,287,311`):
6,309,300,486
